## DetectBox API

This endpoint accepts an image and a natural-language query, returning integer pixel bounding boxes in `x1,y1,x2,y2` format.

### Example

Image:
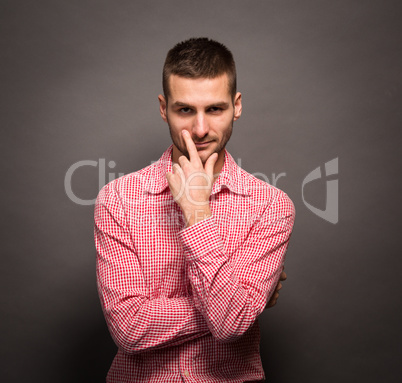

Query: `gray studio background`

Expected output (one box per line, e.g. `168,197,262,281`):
1,0,401,382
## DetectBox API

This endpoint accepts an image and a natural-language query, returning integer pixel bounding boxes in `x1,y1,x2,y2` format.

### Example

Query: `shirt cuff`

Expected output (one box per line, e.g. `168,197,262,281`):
179,216,223,261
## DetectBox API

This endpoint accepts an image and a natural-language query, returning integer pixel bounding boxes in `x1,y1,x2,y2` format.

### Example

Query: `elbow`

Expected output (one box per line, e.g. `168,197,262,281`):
106,316,144,355
105,313,136,354
114,336,141,355
111,334,133,354
209,316,255,343
212,329,242,343
102,300,148,355
205,297,259,343
211,324,252,343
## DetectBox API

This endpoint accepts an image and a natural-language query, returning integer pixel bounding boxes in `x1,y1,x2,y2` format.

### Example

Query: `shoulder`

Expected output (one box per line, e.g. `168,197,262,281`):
95,162,157,206
236,165,295,218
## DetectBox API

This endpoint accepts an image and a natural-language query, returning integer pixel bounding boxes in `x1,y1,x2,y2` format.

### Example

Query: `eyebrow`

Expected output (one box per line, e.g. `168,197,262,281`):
172,101,230,109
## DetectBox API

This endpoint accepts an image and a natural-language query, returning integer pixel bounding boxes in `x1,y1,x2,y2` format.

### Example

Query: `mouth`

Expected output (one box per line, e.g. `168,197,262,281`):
194,141,213,149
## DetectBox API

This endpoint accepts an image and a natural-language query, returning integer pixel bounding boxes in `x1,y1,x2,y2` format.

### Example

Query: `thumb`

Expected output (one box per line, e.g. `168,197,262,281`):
204,152,218,179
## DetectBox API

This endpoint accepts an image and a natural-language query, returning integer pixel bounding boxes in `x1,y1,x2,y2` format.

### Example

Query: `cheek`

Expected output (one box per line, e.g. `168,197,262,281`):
168,116,185,134
210,115,233,133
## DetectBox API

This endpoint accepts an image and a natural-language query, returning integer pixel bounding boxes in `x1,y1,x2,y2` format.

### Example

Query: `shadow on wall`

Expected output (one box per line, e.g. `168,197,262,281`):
260,312,293,382
59,319,116,383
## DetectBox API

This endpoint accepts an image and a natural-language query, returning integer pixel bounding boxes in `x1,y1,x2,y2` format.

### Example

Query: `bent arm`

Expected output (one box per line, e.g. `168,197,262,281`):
95,185,209,355
179,192,295,342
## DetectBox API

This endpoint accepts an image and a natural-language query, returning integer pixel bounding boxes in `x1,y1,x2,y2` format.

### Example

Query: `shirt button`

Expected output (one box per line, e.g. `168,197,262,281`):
183,370,190,377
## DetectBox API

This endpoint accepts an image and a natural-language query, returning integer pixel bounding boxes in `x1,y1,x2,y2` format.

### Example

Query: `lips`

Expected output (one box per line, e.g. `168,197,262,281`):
194,141,212,148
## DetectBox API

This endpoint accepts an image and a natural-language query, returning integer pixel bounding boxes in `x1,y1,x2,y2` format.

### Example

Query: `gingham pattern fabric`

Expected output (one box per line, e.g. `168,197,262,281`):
95,146,295,383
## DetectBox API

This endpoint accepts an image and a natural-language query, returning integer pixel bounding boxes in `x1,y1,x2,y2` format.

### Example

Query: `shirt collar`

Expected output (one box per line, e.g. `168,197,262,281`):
144,145,250,196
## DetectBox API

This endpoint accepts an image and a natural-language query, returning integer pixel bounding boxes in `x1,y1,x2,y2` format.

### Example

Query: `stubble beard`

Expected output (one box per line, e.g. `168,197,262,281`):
166,116,234,164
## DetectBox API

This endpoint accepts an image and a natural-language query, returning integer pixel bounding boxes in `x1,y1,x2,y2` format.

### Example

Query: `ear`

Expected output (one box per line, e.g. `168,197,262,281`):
158,94,168,123
233,92,242,121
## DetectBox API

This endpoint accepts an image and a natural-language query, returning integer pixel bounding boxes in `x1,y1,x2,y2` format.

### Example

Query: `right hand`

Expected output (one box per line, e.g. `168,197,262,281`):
266,269,287,309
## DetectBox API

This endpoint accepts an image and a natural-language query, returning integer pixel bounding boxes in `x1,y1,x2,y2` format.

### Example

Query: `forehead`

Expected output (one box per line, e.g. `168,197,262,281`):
168,74,231,105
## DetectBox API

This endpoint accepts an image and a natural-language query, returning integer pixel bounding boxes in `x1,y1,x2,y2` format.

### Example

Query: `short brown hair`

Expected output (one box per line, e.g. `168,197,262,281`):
162,37,237,101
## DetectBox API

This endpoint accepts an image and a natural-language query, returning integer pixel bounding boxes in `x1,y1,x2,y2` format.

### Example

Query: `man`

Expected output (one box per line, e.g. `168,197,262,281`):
95,38,295,382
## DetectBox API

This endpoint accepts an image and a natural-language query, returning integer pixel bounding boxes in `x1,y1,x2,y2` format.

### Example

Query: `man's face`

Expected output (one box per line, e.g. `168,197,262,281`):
158,74,242,165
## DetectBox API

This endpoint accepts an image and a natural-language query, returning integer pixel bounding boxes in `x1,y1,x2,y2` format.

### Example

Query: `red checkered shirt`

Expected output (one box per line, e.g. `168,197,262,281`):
95,146,295,382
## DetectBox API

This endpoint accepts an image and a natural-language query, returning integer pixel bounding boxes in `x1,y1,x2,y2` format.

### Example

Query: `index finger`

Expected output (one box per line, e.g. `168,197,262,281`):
182,130,201,164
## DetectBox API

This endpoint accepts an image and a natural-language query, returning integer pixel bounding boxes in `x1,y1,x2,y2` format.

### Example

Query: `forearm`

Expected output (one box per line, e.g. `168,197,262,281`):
97,277,210,354
187,251,264,342
179,200,294,342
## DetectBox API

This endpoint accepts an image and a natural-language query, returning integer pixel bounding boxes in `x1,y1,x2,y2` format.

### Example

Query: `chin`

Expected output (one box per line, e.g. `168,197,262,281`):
198,147,217,161
198,154,210,164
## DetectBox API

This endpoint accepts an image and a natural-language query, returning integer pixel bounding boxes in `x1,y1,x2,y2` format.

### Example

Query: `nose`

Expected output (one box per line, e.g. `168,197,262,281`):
192,112,209,139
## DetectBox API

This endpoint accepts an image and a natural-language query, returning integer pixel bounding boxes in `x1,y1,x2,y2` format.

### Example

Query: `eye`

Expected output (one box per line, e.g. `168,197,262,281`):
179,107,192,114
208,107,223,113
